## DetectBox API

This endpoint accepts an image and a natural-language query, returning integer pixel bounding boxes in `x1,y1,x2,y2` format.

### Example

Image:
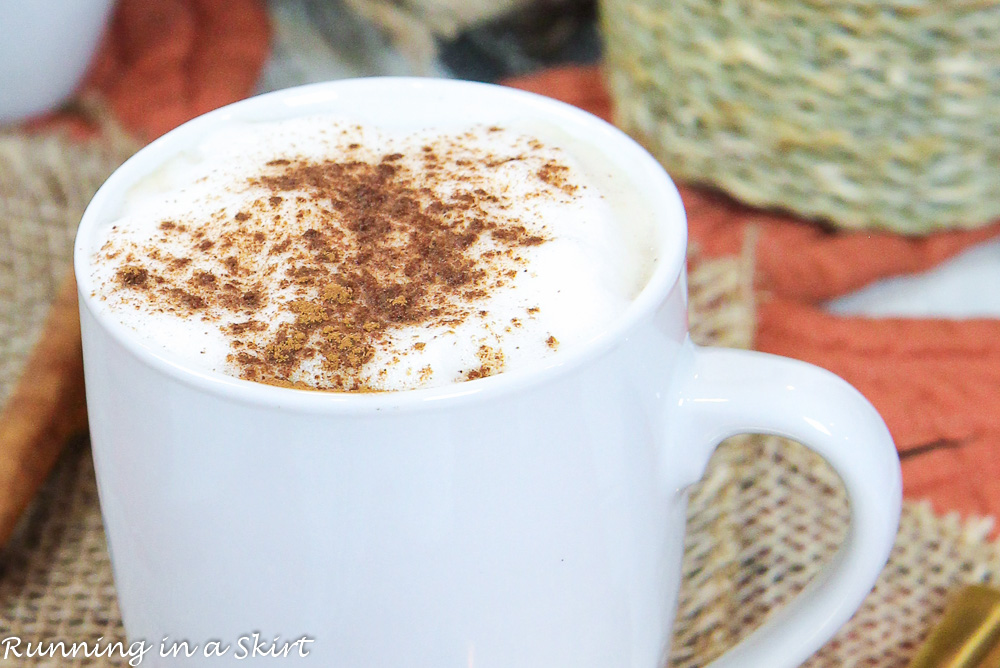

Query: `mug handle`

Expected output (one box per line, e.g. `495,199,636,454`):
669,339,902,667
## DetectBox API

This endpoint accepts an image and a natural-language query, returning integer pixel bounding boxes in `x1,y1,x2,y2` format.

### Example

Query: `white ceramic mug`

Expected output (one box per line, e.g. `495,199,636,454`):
74,78,902,667
0,0,115,124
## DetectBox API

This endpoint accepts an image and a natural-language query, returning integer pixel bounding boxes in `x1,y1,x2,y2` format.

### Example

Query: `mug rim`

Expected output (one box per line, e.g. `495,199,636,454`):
74,77,687,412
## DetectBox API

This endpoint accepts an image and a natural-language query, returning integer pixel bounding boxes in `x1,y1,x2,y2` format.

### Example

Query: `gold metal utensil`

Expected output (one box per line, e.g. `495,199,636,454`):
908,585,1000,668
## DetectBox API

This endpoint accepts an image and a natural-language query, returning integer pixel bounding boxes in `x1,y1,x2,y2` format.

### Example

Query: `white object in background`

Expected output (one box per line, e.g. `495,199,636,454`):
75,78,902,667
829,237,1000,318
0,0,115,125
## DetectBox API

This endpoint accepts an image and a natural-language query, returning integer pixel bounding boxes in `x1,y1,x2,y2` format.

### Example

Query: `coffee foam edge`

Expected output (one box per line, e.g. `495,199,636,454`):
87,116,659,392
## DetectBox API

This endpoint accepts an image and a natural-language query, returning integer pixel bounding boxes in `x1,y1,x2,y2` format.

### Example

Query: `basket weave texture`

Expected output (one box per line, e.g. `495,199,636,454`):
600,0,1000,234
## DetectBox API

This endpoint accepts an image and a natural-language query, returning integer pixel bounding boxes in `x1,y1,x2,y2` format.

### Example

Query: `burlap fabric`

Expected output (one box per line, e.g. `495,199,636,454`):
1,131,1000,667
600,0,1000,234
0,120,135,406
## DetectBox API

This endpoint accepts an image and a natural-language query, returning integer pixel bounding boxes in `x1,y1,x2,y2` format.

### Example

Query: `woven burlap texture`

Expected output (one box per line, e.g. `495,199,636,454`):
2,133,1000,667
0,120,136,406
600,0,1000,234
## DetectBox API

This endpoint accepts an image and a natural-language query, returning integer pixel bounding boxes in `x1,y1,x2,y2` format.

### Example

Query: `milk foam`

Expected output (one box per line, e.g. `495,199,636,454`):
88,116,657,391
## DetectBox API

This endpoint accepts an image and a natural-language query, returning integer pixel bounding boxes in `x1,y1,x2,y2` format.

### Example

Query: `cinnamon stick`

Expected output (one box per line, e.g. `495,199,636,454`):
0,273,88,547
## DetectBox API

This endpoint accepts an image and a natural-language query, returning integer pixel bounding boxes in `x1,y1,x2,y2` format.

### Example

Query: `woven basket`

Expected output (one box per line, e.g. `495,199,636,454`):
600,0,1000,234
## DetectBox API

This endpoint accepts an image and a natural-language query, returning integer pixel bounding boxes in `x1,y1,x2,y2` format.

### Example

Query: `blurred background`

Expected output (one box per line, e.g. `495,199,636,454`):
262,0,600,83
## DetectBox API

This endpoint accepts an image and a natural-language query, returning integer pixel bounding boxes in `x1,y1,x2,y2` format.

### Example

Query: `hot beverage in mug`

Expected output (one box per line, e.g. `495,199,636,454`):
75,78,901,667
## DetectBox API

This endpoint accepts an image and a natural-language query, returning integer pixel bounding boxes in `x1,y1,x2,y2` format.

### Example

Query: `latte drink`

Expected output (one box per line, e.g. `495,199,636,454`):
85,116,657,392
75,80,901,668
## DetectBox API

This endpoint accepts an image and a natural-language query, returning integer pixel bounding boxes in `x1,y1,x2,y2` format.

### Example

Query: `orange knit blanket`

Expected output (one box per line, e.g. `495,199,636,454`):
31,0,269,141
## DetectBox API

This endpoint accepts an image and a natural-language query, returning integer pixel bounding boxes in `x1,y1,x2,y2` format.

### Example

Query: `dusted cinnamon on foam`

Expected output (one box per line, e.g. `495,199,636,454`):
92,122,626,392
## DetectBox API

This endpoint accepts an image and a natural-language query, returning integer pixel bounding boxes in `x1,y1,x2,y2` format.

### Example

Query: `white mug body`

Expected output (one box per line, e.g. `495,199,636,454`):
75,79,901,668
80,280,689,667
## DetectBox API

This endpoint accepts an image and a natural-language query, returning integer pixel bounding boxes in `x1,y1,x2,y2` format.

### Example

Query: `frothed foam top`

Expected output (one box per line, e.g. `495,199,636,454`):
88,117,654,392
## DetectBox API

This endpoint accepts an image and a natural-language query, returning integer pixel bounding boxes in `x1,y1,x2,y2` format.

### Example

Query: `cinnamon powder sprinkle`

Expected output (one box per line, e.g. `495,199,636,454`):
116,265,148,287
97,127,582,391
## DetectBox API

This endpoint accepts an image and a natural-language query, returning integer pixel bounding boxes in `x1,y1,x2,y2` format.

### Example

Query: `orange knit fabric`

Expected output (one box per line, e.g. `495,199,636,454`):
29,0,270,140
505,66,1000,523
